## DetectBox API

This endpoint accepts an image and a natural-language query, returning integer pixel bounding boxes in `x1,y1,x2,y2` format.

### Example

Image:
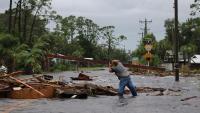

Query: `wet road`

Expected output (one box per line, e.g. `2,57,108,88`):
0,68,200,113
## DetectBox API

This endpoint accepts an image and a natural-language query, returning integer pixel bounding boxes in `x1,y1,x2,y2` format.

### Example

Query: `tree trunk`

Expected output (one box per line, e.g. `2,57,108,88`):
8,0,13,33
13,1,19,35
29,5,42,46
18,0,22,42
23,6,28,43
108,35,111,61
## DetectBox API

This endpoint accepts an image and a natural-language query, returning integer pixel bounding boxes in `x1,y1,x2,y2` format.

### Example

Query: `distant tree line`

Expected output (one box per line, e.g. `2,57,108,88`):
0,0,128,73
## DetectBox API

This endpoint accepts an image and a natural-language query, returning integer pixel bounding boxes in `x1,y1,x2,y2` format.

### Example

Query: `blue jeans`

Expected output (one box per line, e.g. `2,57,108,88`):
118,76,137,97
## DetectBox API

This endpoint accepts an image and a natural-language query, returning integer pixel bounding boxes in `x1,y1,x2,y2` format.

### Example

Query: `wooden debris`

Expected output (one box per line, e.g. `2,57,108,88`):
137,87,182,96
0,84,10,98
43,75,53,80
84,83,118,96
0,71,184,99
180,96,198,101
9,76,45,96
0,71,24,78
136,87,166,93
33,74,48,83
56,88,88,99
55,83,118,98
8,84,55,99
71,73,92,81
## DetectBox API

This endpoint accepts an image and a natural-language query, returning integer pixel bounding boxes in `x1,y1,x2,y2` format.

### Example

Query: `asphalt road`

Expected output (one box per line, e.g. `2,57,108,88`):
0,69,200,113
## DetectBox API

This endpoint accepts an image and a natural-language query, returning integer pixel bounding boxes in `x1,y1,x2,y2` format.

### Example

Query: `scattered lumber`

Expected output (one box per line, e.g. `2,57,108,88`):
9,76,45,96
56,88,88,99
55,83,118,99
0,84,10,98
136,87,166,93
0,72,184,99
33,74,48,83
0,71,24,78
84,83,118,96
43,75,53,80
71,73,92,81
180,96,198,101
8,84,55,99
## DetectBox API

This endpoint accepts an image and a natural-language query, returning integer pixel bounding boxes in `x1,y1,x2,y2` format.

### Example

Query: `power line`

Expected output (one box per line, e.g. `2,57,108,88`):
139,18,152,36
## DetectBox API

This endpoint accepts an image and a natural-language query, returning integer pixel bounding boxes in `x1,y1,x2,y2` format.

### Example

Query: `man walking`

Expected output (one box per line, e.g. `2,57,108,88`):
109,60,137,99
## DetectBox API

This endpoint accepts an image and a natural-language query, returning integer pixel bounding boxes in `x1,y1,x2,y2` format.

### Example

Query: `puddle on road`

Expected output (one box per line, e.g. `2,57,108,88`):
0,70,200,113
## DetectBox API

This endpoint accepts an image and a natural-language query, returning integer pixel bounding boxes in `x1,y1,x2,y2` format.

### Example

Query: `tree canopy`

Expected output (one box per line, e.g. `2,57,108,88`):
0,0,128,73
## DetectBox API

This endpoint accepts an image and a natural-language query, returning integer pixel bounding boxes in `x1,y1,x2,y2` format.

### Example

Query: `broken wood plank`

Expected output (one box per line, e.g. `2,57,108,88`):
180,96,198,101
33,74,48,83
0,71,24,78
8,84,55,99
9,76,45,96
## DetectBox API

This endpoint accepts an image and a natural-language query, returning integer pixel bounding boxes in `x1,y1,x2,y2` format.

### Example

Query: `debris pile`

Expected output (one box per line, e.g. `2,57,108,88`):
0,71,182,99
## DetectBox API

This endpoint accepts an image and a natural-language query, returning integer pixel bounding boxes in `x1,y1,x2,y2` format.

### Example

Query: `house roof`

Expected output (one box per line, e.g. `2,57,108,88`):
191,55,200,64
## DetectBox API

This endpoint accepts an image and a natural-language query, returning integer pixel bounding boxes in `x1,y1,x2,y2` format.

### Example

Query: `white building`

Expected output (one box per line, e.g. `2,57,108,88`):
190,54,200,64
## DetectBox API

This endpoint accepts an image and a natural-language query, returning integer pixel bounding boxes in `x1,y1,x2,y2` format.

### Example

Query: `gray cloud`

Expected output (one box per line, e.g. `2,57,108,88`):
0,0,194,50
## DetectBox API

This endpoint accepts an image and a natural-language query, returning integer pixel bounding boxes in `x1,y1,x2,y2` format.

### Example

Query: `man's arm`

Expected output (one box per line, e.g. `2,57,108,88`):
109,62,113,73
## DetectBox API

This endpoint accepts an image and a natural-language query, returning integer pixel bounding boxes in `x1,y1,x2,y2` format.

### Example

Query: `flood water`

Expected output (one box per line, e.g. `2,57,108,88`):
0,68,200,113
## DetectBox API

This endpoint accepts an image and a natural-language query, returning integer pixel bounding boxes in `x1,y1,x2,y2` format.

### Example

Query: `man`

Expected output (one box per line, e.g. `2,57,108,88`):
109,60,137,99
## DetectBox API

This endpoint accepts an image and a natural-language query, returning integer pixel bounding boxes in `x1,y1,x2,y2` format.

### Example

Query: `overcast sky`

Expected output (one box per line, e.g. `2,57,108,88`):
0,0,194,51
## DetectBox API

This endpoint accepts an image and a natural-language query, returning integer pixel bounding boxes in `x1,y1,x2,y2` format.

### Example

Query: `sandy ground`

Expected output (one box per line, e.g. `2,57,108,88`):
0,68,200,113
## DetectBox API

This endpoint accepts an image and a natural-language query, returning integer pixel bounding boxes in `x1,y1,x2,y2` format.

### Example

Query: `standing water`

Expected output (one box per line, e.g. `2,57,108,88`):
0,69,200,113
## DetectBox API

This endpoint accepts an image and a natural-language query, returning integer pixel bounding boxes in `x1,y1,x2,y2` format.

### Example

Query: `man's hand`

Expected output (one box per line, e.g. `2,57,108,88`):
108,62,111,68
108,62,113,72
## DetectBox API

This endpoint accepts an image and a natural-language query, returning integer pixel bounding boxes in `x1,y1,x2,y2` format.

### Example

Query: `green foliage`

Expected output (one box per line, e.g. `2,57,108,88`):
72,48,85,57
191,0,200,16
0,0,130,73
0,33,53,73
133,33,160,66
15,43,44,73
156,39,171,61
0,13,8,33
0,33,19,72
180,18,200,53
0,33,19,48
151,54,160,66
144,17,200,65
180,43,197,56
50,64,71,72
99,26,127,60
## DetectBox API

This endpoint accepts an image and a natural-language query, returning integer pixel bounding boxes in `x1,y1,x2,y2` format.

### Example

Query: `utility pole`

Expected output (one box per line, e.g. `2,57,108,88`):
174,0,179,81
139,18,152,36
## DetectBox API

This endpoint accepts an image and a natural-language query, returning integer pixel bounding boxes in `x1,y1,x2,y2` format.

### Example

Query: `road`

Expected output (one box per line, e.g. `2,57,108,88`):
0,69,200,113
